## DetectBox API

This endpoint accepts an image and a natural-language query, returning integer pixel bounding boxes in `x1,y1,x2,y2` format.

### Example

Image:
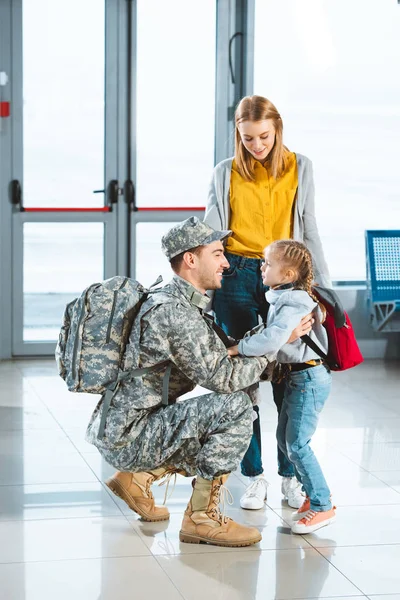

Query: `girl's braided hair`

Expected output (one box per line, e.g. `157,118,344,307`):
268,239,326,321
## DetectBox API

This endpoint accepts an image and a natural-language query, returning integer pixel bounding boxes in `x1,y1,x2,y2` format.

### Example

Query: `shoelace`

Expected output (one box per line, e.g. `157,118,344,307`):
210,483,234,524
132,475,154,499
158,472,177,505
300,509,317,522
245,478,269,498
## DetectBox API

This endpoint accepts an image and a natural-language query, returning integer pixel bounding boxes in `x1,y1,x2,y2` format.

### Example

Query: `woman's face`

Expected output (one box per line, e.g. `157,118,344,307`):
237,119,276,162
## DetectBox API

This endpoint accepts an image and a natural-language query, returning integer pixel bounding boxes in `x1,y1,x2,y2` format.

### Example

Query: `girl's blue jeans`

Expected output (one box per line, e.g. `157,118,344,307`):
277,365,332,511
213,252,295,478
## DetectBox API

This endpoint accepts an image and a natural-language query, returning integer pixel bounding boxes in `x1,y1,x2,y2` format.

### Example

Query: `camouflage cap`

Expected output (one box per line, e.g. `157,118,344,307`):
161,216,232,260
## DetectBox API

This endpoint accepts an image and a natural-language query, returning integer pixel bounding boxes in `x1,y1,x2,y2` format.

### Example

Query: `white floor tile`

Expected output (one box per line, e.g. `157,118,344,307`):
319,545,400,595
0,405,58,430
0,516,150,563
0,481,123,521
371,471,400,492
63,426,99,453
0,428,78,455
367,596,400,600
157,548,361,600
320,421,400,446
0,556,184,600
0,451,98,485
338,442,400,471
0,357,399,599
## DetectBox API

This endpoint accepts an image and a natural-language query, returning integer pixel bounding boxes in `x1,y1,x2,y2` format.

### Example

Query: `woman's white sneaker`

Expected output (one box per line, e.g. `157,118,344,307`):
240,477,269,510
281,477,305,509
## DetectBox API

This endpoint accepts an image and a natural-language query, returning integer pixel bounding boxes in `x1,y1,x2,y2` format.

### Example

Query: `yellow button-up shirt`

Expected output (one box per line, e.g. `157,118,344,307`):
226,152,298,258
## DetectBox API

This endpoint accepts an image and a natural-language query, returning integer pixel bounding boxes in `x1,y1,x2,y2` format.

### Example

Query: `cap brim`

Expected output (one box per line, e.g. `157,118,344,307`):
202,230,232,245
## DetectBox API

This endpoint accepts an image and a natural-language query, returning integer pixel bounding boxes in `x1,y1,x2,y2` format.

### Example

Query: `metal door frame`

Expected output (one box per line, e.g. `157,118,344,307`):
8,0,127,356
128,0,255,279
0,0,255,358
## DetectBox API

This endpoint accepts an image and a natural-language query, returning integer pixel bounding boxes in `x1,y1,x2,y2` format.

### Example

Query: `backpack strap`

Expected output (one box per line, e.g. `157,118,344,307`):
97,360,172,439
301,334,329,363
202,312,235,347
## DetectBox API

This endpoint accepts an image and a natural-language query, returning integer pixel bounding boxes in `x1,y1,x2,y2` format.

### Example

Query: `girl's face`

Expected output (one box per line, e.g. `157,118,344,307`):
237,119,276,162
261,247,295,287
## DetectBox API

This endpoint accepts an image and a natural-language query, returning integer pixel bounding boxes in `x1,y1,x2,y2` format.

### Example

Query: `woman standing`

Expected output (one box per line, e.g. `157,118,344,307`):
204,95,331,510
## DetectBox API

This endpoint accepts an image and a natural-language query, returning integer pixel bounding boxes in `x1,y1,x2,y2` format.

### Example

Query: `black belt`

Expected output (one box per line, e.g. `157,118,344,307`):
290,360,323,372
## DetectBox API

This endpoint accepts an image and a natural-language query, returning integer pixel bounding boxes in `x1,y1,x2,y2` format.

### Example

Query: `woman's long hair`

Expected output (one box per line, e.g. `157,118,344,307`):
234,95,290,182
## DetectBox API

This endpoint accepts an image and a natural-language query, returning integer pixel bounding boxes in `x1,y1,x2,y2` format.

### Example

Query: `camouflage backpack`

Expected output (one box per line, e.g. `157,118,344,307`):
55,276,172,436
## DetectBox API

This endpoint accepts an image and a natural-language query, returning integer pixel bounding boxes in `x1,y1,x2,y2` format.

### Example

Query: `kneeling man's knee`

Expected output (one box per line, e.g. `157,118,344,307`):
227,390,252,417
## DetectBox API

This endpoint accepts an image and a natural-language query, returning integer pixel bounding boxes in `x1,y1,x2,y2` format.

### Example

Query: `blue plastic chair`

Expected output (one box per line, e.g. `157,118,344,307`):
365,230,400,332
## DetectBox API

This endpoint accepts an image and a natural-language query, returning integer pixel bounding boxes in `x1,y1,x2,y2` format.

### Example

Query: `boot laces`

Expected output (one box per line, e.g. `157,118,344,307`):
209,482,234,524
158,472,177,505
132,474,154,500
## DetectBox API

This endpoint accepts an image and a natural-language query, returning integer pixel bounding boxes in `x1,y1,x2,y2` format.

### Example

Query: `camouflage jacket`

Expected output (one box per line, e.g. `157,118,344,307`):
86,276,271,450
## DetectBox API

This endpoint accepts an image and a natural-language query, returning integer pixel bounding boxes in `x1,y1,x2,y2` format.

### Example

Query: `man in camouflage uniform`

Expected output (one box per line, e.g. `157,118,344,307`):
86,217,300,547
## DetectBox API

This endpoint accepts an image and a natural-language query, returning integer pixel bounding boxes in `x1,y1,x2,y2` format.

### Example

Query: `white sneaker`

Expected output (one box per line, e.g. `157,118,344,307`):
281,477,305,509
240,477,269,510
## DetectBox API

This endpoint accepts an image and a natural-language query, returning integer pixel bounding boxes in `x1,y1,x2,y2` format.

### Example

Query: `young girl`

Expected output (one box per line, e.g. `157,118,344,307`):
228,239,336,534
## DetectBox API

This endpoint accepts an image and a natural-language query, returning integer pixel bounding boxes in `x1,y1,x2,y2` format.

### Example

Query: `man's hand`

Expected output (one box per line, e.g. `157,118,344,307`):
286,313,314,344
227,345,239,357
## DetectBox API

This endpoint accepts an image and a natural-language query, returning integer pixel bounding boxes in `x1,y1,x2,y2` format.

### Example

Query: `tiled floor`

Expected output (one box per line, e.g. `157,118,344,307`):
1,359,400,599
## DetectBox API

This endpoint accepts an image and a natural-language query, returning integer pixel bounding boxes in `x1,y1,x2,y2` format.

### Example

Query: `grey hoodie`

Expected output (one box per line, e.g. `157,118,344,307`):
238,287,328,363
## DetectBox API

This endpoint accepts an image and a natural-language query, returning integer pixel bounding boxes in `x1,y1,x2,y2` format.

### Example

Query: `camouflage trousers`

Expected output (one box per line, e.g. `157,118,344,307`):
102,390,253,480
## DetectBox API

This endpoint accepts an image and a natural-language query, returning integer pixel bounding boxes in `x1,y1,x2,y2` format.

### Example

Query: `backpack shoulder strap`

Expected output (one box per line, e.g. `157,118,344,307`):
301,334,328,362
97,360,172,439
202,312,233,347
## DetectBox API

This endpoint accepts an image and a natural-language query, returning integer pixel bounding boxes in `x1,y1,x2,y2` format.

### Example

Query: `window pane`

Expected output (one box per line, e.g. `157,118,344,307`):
23,1,105,208
23,223,104,341
135,223,177,286
254,0,400,281
136,0,216,208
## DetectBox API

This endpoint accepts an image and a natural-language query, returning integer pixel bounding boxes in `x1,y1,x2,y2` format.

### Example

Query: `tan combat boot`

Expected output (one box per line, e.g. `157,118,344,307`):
106,467,170,522
179,475,262,547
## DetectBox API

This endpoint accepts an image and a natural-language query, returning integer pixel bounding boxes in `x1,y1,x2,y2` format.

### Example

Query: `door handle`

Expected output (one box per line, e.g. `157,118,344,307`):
107,180,119,205
124,179,136,211
93,180,120,209
10,180,23,210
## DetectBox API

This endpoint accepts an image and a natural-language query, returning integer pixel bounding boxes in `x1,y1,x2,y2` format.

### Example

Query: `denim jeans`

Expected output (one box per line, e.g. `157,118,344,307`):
276,364,332,511
213,252,295,478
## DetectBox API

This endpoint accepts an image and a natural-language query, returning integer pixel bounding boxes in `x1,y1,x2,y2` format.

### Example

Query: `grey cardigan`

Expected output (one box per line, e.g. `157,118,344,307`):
203,154,332,288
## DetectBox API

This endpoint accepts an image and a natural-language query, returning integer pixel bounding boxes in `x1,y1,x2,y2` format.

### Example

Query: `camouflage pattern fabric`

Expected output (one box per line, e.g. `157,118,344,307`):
86,276,272,475
100,390,253,479
161,216,231,260
56,276,156,393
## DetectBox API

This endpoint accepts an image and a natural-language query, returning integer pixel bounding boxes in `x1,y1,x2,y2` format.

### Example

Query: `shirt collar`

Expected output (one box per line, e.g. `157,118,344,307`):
172,275,210,311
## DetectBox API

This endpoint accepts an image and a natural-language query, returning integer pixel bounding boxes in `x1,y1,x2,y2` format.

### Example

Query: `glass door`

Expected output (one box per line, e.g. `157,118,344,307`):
130,0,217,285
11,0,127,355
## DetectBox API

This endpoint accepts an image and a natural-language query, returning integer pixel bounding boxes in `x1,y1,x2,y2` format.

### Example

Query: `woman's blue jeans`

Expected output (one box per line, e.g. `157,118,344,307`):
277,365,332,511
213,252,295,478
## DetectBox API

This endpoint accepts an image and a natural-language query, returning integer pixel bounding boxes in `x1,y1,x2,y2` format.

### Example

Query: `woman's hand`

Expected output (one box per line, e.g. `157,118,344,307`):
227,345,239,357
286,313,314,344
